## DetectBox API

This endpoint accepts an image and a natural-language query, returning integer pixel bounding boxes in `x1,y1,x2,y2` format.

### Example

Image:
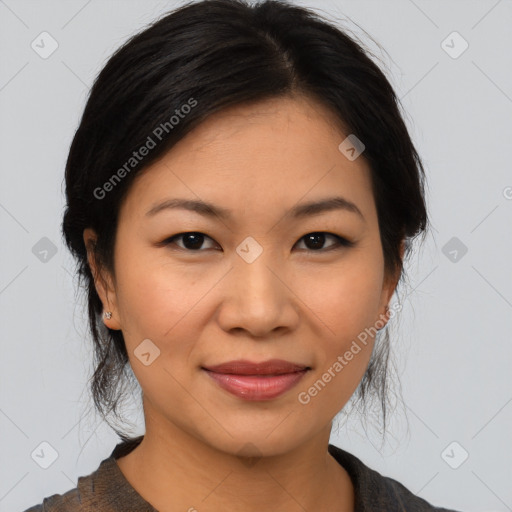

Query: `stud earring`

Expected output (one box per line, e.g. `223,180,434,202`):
104,311,112,320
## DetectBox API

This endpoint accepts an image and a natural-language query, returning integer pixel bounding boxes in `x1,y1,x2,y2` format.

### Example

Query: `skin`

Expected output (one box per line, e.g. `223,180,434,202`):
84,94,404,512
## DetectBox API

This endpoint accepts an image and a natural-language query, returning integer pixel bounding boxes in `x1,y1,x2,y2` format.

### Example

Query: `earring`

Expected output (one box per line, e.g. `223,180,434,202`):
104,311,112,320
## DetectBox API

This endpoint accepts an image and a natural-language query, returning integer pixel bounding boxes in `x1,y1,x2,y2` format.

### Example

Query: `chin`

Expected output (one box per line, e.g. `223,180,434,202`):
201,426,313,461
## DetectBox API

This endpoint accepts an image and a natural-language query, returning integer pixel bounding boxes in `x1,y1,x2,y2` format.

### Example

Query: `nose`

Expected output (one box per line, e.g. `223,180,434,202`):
216,250,299,338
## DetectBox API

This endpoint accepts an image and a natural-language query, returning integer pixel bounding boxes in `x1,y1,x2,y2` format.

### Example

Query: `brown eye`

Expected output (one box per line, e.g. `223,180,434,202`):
160,231,354,253
295,232,354,252
163,232,219,251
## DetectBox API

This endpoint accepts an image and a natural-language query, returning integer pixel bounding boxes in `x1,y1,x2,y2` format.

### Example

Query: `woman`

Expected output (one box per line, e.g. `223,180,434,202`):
23,0,462,510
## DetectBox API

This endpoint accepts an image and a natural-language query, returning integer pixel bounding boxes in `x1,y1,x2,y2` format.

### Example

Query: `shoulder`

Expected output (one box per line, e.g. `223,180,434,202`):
21,480,86,512
21,457,117,512
21,436,152,512
21,485,81,512
372,472,462,511
328,443,464,511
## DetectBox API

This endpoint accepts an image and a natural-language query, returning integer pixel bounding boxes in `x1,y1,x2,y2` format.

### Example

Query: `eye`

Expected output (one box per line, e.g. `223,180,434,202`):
295,232,354,252
162,232,219,251
160,231,354,253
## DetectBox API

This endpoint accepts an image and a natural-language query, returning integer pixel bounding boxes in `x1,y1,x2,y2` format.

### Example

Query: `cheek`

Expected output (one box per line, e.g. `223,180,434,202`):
112,238,172,335
298,277,381,413
296,250,384,398
113,258,204,397
299,252,385,339
113,244,218,361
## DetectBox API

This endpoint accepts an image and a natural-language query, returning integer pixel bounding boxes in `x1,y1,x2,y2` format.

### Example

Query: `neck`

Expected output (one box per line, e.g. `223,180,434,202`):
116,411,354,512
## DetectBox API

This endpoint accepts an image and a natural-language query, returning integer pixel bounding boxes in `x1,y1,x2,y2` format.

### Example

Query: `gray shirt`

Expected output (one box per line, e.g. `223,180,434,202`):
22,436,462,511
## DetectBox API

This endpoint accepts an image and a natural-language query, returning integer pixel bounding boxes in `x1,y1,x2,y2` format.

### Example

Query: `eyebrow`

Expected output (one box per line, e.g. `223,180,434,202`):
145,196,364,221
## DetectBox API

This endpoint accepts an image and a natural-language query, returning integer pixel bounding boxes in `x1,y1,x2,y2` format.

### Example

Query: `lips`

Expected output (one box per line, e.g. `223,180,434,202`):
202,359,310,375
202,359,311,401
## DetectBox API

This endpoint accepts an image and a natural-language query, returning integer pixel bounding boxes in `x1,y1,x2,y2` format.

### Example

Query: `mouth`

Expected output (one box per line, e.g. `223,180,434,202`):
201,359,311,401
202,359,310,375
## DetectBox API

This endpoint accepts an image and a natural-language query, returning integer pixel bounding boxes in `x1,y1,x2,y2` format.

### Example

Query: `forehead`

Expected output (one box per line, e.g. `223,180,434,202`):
120,95,375,225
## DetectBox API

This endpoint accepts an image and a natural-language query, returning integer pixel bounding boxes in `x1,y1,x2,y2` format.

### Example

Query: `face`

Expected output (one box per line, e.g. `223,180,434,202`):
85,95,400,457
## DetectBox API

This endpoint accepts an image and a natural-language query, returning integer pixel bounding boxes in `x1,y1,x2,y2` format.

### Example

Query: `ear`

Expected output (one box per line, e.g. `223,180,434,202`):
83,227,121,330
377,239,405,327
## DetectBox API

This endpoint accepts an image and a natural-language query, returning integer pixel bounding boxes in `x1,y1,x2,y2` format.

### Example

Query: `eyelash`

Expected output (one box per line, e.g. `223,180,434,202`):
160,231,355,253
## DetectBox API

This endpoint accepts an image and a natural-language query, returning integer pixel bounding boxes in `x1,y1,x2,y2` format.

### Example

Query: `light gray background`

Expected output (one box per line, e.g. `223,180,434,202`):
1,0,511,511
